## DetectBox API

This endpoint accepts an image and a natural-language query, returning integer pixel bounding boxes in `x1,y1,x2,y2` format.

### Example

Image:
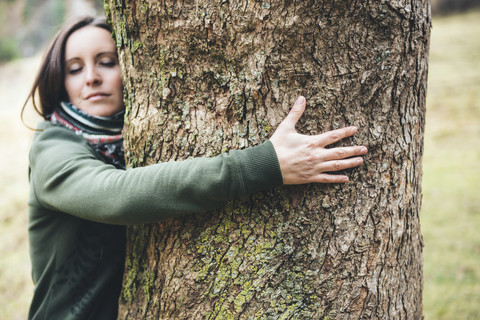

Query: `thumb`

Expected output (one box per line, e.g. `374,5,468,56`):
281,96,306,131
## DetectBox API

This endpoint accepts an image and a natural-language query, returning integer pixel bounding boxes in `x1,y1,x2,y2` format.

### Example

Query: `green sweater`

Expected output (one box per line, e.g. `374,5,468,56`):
28,122,283,319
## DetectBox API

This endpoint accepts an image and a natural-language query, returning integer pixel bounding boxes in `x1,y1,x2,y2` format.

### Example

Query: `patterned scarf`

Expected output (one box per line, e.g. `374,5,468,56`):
50,102,126,169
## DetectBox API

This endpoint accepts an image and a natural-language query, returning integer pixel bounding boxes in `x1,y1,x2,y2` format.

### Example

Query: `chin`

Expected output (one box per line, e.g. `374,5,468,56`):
96,109,118,117
85,105,120,117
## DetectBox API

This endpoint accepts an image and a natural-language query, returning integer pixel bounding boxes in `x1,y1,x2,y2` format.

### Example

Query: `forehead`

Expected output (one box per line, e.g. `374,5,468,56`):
65,26,115,59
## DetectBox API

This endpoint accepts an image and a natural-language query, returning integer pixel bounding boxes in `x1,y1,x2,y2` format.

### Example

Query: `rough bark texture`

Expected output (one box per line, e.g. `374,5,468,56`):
105,0,430,319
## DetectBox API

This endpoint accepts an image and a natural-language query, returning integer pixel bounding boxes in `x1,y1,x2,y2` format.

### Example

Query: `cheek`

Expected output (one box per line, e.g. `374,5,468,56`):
64,77,81,100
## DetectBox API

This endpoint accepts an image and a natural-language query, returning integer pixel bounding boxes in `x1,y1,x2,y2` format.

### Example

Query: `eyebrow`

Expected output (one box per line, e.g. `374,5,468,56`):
65,51,118,63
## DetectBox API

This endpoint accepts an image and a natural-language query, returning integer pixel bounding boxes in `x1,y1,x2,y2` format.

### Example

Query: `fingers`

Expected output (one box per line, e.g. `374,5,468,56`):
282,151,365,185
309,157,364,184
323,146,368,161
318,156,364,173
316,126,358,147
280,96,306,131
313,174,350,184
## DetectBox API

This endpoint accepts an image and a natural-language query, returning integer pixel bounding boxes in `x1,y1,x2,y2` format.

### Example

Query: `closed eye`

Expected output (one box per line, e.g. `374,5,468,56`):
68,67,82,74
100,61,116,67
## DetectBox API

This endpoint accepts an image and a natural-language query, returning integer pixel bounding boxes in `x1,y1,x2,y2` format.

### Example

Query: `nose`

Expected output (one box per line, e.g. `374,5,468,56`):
85,66,102,86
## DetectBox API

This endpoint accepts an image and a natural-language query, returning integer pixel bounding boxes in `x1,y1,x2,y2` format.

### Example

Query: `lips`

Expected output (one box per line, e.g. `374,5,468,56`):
85,92,110,101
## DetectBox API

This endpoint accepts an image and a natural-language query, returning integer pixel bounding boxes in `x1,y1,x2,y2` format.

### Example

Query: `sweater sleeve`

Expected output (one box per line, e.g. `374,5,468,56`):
29,124,283,225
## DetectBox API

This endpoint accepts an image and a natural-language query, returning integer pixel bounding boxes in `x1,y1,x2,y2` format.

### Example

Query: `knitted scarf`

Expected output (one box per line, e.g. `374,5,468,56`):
50,102,126,169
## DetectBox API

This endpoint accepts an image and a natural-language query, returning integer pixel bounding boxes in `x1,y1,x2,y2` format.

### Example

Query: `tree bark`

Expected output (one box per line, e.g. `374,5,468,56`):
105,0,430,318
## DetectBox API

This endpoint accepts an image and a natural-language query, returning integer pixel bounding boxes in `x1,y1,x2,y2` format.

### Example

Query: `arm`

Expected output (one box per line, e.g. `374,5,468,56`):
270,96,367,184
29,124,282,225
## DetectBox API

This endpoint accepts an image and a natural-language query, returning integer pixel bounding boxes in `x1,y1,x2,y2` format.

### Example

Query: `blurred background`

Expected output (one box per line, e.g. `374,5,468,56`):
1,0,479,319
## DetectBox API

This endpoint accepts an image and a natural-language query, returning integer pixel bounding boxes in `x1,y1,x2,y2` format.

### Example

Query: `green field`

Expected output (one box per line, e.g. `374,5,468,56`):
422,10,480,319
0,10,479,320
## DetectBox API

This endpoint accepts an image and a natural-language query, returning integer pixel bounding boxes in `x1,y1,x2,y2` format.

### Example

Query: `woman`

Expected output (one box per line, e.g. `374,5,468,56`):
24,16,367,319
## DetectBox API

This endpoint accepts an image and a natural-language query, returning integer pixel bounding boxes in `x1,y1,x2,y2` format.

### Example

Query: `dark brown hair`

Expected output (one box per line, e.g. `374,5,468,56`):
22,16,111,125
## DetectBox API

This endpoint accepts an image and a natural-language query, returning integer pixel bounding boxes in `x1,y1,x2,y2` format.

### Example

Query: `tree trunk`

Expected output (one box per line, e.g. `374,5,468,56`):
105,0,430,318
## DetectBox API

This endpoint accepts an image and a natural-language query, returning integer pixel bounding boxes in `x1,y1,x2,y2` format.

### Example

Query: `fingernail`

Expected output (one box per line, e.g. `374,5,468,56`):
361,147,367,153
350,127,357,134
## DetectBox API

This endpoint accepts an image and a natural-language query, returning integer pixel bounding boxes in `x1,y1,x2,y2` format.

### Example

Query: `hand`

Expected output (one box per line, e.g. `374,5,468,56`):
270,96,367,185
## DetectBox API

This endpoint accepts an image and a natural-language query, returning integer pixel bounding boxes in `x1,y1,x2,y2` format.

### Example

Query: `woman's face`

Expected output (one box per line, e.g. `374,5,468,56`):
64,26,124,117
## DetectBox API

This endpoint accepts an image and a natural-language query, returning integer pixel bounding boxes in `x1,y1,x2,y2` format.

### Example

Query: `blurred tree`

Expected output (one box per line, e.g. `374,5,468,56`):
0,0,105,62
20,0,66,56
0,37,19,62
107,0,430,318
432,0,480,15
0,0,22,62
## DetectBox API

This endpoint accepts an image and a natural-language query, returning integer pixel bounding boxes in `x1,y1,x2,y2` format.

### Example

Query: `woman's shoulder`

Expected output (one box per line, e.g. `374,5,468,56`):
33,121,84,142
35,120,69,133
30,121,91,156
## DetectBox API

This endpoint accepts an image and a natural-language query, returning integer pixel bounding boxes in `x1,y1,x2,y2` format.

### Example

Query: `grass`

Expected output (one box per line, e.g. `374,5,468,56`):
0,56,40,320
0,10,479,320
0,61,35,319
422,9,480,319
